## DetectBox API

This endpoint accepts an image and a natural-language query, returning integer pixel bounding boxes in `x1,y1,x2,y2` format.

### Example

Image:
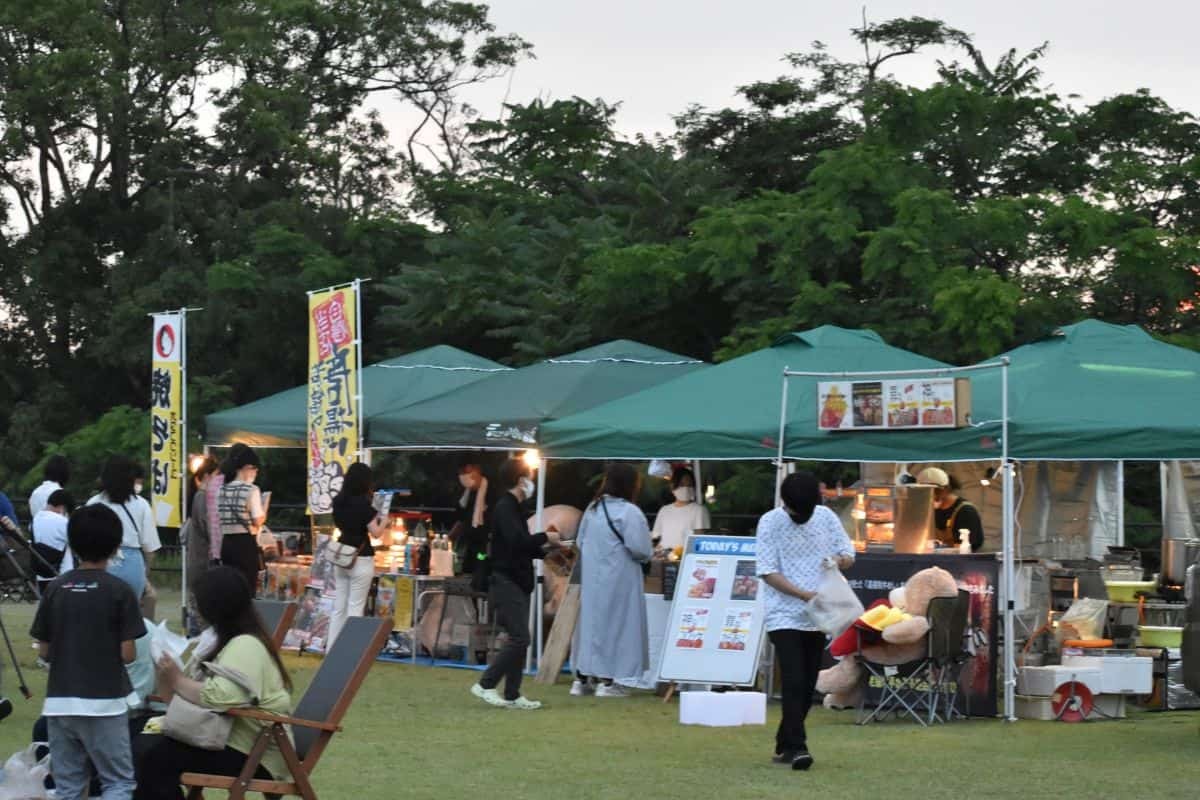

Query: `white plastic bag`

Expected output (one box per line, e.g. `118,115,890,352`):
0,744,50,800
807,561,864,637
147,618,189,670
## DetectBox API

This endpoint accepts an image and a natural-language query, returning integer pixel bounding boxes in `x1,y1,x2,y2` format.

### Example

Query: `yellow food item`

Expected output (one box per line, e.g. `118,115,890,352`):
860,605,891,627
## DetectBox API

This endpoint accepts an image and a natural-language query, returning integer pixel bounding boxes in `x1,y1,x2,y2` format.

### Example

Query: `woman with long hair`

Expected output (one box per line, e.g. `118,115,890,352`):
135,567,293,799
570,462,653,698
86,455,161,598
329,462,386,646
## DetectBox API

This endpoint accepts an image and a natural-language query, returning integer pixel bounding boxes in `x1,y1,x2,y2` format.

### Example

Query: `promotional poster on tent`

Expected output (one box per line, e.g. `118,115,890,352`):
819,378,971,431
307,284,360,514
150,313,184,527
659,535,767,686
844,554,998,716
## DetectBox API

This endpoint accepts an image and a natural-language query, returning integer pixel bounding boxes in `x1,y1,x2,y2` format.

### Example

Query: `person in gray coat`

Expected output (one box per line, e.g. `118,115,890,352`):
571,462,653,698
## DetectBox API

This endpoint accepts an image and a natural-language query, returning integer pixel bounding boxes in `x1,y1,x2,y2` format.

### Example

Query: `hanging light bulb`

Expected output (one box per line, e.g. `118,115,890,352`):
522,449,541,470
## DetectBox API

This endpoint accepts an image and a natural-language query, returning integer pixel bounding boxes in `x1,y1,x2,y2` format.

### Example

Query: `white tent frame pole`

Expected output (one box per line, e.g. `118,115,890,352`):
774,368,789,506
1116,460,1125,547
534,458,547,672
1000,358,1016,721
1160,461,1168,535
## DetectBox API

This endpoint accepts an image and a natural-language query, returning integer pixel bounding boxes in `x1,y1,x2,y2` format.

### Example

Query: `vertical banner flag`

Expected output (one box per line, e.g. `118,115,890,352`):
307,285,359,514
150,313,184,527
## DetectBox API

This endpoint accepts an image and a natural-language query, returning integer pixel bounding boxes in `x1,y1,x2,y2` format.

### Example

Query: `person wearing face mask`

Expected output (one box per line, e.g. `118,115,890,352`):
755,472,854,771
651,467,711,552
471,458,560,710
916,467,984,552
451,462,492,576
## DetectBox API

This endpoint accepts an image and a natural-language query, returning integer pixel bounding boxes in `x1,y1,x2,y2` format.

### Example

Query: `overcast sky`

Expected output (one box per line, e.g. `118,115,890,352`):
439,0,1200,139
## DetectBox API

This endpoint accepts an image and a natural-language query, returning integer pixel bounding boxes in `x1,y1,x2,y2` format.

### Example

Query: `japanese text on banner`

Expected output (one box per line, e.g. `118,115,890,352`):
150,314,183,527
307,287,359,514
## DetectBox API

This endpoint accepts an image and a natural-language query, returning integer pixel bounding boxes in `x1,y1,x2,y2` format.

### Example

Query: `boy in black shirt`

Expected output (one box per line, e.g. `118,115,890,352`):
31,504,146,800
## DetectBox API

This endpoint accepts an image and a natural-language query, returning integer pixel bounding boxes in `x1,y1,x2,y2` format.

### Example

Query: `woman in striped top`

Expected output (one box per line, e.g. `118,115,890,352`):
217,446,266,594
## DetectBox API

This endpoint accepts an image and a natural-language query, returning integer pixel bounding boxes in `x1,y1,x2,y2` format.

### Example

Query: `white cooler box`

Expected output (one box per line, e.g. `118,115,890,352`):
1017,665,1103,697
1061,654,1153,694
679,691,767,727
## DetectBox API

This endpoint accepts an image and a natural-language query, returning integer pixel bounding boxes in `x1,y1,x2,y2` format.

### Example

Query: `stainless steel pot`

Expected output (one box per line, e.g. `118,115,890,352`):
1163,538,1200,585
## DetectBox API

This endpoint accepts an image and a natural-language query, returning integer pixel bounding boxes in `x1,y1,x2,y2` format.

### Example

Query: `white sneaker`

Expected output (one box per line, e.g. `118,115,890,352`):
508,695,542,710
570,679,594,697
595,682,630,698
470,683,511,708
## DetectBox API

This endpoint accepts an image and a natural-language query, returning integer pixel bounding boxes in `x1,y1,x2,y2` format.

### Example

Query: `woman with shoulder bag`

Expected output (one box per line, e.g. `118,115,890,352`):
328,463,386,647
135,566,294,800
570,462,653,698
87,455,162,598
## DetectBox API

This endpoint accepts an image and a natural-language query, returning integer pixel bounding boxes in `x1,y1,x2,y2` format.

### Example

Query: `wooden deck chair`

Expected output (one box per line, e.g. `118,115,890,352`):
254,600,298,648
181,616,389,800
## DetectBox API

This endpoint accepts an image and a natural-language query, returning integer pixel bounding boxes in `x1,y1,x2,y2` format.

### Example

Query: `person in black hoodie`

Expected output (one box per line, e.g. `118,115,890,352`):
470,458,560,710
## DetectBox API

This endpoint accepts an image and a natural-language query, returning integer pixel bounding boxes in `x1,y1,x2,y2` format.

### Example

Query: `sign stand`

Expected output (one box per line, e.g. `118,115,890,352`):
657,534,767,688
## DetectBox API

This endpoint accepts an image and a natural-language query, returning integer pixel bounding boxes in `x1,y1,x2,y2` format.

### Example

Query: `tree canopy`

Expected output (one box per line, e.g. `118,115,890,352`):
1,10,1197,508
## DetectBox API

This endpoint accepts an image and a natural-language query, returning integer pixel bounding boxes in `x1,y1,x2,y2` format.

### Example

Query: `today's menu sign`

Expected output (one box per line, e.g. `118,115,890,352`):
818,377,970,431
658,535,767,686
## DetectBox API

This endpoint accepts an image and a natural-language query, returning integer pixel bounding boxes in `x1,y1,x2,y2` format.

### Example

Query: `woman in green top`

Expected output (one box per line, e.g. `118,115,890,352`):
134,567,293,799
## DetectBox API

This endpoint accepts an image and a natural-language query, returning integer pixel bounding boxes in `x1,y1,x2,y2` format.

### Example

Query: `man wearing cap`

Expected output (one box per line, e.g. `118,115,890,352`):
916,467,984,552
755,472,855,771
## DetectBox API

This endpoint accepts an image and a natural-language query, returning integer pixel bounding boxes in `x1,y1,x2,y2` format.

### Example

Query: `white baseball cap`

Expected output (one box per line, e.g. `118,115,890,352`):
916,467,950,488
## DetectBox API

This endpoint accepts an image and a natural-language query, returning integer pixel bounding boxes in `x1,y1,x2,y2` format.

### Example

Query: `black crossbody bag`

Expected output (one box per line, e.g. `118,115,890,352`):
599,498,651,576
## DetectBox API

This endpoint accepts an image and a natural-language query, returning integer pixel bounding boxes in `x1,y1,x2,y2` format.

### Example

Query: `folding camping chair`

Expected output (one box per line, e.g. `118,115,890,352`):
254,600,299,649
856,593,968,726
927,590,971,722
181,616,390,800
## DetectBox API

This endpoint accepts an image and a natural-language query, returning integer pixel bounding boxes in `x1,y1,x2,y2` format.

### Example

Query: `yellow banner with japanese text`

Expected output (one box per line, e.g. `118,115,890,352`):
307,286,359,514
150,314,184,527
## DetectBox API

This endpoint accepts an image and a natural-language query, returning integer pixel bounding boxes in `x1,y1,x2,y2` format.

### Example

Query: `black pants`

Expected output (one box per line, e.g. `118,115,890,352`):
133,734,271,800
769,629,826,753
480,573,531,701
221,534,261,595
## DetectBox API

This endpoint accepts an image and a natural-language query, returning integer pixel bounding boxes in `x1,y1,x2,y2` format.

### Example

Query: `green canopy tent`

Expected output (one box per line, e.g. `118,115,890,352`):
203,345,509,448
539,326,950,460
782,320,1200,462
368,340,706,450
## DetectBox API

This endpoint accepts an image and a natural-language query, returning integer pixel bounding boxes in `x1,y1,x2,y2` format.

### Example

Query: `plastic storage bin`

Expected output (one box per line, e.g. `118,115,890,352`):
1061,654,1153,694
1017,666,1103,697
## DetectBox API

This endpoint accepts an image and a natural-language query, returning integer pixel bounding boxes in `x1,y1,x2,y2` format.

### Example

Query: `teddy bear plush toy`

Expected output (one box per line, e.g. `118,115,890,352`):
816,566,959,709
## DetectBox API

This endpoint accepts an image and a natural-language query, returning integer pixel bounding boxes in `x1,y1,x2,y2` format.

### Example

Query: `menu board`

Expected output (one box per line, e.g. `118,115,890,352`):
658,535,767,686
819,377,970,431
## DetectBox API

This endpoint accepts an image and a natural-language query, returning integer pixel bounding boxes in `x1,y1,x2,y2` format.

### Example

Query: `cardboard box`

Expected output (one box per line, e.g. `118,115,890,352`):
679,691,766,727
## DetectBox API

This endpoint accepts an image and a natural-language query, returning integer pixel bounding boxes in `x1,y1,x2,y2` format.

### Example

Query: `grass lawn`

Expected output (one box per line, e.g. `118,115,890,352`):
0,589,1195,799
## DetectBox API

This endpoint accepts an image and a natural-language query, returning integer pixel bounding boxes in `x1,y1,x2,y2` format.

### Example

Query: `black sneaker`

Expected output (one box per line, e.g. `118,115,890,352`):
0,697,12,722
791,750,814,771
772,750,796,765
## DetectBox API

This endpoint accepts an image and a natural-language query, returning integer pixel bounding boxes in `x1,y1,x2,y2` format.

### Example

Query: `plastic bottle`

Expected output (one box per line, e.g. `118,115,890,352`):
958,528,971,555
